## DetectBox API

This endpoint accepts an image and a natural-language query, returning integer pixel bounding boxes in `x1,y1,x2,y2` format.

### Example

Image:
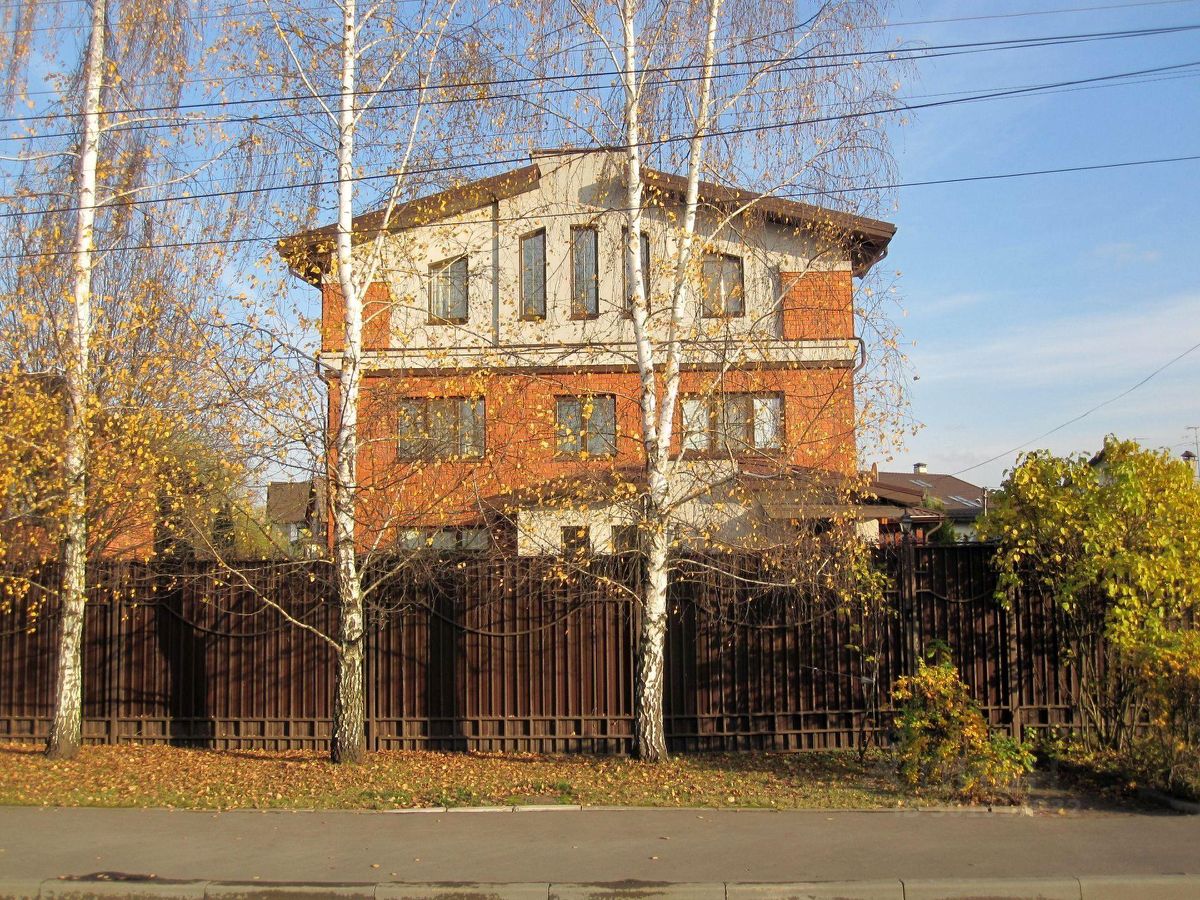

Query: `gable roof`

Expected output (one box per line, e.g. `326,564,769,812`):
872,471,987,521
277,150,897,283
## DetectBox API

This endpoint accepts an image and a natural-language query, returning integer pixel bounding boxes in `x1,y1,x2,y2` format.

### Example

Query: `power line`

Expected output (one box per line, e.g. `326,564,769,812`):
0,151,1195,262
952,339,1200,477
3,59,1195,223
2,22,1196,128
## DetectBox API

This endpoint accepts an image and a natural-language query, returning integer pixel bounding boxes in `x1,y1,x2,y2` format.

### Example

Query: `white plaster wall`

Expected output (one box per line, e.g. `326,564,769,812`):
329,150,853,368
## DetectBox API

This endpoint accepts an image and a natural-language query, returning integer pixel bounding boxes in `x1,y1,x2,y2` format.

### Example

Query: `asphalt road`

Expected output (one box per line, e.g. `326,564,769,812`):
0,806,1198,886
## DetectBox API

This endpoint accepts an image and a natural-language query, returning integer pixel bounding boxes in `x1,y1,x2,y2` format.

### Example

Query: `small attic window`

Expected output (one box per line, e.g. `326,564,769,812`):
910,478,933,489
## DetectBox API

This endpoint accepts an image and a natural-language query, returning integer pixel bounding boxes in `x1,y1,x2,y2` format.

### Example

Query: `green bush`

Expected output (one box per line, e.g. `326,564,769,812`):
892,646,1034,801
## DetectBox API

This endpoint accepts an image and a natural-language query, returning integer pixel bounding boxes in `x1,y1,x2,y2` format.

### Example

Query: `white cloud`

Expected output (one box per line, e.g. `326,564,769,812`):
1091,241,1163,267
915,292,1200,388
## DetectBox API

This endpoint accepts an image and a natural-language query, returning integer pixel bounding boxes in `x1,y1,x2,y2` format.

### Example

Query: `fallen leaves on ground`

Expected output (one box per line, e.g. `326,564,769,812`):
0,743,912,811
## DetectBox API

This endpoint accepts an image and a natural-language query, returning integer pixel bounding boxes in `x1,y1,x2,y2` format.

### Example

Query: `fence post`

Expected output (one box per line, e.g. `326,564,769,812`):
107,590,120,746
901,536,920,673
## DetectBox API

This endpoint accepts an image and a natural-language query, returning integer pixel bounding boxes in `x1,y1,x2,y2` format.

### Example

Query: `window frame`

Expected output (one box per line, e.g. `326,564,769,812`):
396,395,486,461
570,224,600,319
428,254,469,324
700,251,746,318
518,228,547,321
678,391,784,455
554,393,618,459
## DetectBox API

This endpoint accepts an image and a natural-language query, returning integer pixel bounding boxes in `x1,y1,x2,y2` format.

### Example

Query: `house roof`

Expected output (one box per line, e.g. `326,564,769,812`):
277,150,897,283
266,479,327,526
871,471,987,522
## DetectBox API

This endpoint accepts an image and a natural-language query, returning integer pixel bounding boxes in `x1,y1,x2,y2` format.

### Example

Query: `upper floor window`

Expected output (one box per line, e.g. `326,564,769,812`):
571,225,599,318
623,229,651,314
397,396,485,459
520,229,546,320
681,392,782,454
556,394,617,457
701,252,745,317
429,255,468,323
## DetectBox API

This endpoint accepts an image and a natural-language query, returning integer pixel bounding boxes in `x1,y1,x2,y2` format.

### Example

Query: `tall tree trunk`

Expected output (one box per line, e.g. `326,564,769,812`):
634,522,670,761
47,0,105,761
330,0,366,764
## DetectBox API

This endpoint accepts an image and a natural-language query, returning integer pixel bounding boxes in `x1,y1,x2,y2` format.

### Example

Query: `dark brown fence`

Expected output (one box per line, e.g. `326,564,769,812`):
0,544,1078,753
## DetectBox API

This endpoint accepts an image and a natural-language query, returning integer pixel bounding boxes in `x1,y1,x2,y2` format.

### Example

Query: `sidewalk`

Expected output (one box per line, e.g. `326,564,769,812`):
1,805,1198,897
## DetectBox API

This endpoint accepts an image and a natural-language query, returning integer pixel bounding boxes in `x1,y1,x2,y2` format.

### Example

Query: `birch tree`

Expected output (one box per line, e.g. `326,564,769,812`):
518,0,905,759
1,0,267,758
232,0,495,763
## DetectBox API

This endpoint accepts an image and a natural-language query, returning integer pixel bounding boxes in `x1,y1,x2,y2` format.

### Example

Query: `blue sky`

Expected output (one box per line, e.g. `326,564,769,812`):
866,0,1200,486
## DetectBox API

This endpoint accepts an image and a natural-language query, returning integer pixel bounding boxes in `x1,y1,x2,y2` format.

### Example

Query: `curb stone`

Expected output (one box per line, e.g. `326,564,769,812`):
1076,875,1200,899
205,884,374,898
901,877,1081,899
376,884,548,900
549,884,721,899
39,880,208,899
1136,789,1200,815
727,880,902,899
5,876,1200,900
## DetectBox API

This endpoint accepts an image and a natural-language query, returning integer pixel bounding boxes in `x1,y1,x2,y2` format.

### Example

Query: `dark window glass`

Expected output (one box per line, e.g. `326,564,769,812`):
571,226,599,317
611,524,640,554
520,230,546,319
430,256,468,322
562,525,591,559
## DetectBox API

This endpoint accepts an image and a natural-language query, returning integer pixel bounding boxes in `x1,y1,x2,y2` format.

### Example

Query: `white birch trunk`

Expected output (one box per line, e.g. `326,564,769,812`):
46,0,105,761
624,0,721,762
330,0,367,764
621,0,671,762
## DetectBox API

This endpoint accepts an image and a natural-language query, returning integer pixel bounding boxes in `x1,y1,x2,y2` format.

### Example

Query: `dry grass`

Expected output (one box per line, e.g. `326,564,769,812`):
0,743,920,811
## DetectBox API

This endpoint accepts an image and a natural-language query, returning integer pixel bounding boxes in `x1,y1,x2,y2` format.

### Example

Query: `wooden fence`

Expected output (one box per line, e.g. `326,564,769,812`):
0,544,1077,753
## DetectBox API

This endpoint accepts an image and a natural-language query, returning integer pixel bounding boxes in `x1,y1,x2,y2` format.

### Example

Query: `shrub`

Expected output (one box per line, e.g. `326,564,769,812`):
892,646,1034,801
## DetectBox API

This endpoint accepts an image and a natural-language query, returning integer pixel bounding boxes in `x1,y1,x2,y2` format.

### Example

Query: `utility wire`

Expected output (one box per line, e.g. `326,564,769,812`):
952,339,1200,477
0,152,1196,262
14,27,1192,145
1,22,1195,127
2,59,1194,224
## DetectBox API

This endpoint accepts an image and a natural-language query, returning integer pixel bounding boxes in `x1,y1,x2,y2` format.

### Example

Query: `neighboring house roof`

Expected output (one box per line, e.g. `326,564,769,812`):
266,479,327,526
872,471,987,523
278,149,896,282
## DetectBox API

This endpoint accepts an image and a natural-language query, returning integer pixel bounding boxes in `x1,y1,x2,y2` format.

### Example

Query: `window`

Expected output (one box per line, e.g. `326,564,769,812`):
399,526,491,552
397,396,485,459
562,525,591,558
623,229,651,313
429,255,468,322
556,394,617,457
701,252,744,317
611,524,641,555
571,225,599,318
680,393,783,453
520,230,546,319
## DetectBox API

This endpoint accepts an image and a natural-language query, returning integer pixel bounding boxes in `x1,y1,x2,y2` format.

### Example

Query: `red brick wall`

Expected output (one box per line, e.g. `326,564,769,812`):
321,281,392,352
341,366,857,539
779,270,854,340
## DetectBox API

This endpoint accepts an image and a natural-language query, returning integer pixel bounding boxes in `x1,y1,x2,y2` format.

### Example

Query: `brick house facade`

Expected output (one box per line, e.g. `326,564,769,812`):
280,150,895,554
